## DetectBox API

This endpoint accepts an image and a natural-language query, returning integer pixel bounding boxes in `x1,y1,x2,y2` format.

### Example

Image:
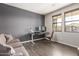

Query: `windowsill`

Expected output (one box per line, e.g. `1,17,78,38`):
54,31,79,33
65,31,79,33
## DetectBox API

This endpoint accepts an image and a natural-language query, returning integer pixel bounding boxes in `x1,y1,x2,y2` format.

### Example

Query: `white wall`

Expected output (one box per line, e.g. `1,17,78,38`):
53,32,79,48
45,3,79,48
45,14,52,36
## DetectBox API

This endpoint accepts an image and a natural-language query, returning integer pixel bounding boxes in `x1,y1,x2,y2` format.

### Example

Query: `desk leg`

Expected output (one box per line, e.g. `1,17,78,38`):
31,34,35,44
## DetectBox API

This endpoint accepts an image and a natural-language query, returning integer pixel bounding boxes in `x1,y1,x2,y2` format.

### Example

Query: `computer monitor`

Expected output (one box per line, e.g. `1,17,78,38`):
35,26,46,32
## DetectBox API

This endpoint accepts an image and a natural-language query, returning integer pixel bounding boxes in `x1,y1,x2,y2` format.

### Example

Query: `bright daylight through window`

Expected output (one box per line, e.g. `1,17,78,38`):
52,15,62,32
65,9,79,32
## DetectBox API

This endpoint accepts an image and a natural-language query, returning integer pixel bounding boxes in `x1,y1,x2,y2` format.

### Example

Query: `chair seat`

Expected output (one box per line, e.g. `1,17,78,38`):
46,37,51,40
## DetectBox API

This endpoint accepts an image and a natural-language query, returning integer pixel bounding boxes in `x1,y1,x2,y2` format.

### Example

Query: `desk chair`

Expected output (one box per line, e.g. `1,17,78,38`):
46,31,54,41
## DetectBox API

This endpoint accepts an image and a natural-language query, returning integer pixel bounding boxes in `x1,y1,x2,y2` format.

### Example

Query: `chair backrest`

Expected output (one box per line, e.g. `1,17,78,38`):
50,31,54,40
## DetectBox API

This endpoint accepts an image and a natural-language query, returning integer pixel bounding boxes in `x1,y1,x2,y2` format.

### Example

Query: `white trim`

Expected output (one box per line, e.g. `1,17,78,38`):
62,12,65,32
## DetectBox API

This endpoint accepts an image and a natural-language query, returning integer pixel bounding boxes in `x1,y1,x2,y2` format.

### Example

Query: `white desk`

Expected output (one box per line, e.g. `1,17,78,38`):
31,32,49,44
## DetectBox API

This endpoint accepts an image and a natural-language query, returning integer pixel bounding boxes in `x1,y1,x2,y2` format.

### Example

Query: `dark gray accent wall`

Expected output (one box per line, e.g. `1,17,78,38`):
0,3,44,40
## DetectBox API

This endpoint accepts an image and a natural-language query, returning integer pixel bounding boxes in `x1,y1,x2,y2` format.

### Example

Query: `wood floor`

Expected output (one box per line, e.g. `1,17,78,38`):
23,39,78,56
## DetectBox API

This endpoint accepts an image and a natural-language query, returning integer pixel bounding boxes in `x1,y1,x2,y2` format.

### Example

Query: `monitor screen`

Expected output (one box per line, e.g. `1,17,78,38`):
35,26,46,32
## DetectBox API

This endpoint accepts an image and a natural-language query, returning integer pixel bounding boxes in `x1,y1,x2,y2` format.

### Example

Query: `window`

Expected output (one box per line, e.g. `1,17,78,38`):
65,9,79,32
52,15,62,32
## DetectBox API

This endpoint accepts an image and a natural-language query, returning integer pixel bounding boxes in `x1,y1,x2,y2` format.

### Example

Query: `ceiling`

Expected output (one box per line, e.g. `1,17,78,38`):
6,3,71,15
